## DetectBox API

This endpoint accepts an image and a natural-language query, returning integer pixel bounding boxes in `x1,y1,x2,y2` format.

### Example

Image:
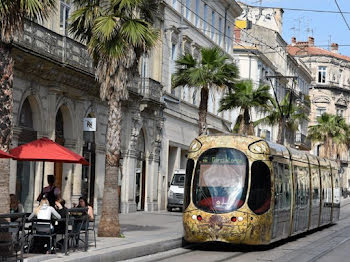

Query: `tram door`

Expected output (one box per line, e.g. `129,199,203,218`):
320,165,332,225
309,163,321,230
272,161,291,240
292,163,310,234
331,165,341,222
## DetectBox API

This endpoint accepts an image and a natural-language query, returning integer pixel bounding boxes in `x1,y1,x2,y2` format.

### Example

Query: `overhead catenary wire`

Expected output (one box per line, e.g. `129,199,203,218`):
334,0,350,31
164,18,350,50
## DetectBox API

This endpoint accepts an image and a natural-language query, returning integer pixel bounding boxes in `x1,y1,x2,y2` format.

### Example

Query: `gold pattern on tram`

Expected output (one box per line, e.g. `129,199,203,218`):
183,135,341,245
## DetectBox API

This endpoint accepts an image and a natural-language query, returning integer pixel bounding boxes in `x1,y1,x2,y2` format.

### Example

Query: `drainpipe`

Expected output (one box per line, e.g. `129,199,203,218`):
249,55,251,79
223,5,228,49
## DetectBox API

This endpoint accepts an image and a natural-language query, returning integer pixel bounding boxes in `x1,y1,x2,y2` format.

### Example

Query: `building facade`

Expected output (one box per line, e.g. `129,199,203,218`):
157,0,243,211
9,1,165,216
235,2,312,149
8,0,244,215
288,37,350,193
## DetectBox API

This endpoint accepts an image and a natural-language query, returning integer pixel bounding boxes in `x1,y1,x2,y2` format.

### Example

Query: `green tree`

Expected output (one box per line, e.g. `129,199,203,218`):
254,93,309,144
172,47,239,135
69,0,159,237
219,80,272,135
0,0,56,213
308,113,348,158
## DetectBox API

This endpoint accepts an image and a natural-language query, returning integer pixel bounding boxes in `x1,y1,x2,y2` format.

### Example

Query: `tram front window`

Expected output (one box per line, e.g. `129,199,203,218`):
193,148,248,213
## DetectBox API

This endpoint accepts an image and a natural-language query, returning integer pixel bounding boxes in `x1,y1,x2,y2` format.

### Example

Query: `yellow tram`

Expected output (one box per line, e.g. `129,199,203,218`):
183,135,341,245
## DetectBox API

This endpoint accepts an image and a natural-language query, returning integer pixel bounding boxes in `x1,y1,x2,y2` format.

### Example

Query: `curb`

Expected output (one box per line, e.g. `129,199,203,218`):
25,237,183,262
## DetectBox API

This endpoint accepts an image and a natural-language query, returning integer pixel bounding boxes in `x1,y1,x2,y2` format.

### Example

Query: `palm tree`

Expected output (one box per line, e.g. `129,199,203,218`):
0,0,56,213
69,0,159,237
254,93,309,144
218,80,272,135
172,47,239,135
308,113,348,158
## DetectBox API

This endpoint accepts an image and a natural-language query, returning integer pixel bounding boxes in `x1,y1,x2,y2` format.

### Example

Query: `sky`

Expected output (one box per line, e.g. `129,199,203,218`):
241,0,350,56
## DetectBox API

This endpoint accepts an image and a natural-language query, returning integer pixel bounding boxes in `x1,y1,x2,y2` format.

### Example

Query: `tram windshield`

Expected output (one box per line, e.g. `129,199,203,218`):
193,148,248,213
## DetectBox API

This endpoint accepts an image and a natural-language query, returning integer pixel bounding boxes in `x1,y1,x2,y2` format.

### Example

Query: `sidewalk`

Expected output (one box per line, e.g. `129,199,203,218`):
24,210,183,262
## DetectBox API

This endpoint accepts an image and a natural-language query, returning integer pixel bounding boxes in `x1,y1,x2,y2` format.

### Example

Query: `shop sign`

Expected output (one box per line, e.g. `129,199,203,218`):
83,118,96,131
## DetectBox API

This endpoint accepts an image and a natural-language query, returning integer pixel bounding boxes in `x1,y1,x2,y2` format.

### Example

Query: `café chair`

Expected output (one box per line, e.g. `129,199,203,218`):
28,219,56,254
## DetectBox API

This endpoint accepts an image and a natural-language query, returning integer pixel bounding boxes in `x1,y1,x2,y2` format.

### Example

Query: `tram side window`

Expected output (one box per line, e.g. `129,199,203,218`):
248,161,271,214
184,159,195,209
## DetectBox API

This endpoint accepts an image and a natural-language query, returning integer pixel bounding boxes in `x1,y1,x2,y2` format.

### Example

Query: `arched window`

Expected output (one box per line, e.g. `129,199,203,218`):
248,161,271,214
55,108,64,142
19,98,33,128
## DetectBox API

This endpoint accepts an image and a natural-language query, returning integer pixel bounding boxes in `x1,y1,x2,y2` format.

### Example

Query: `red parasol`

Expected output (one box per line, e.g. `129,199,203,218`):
0,149,14,159
10,137,89,190
10,137,89,165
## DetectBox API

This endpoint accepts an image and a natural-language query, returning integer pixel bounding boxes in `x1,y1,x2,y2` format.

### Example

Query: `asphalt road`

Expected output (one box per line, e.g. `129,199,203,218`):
125,200,350,262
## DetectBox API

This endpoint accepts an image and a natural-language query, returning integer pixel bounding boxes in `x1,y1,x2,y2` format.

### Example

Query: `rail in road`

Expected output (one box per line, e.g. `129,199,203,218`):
126,199,350,262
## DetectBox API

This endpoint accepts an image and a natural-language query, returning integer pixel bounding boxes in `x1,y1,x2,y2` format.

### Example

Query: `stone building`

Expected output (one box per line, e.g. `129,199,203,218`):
234,3,312,148
157,0,243,210
8,0,244,215
288,37,350,192
9,1,164,215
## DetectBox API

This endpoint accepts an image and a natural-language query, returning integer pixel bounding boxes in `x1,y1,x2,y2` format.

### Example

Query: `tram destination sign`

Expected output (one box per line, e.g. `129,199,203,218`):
83,118,96,131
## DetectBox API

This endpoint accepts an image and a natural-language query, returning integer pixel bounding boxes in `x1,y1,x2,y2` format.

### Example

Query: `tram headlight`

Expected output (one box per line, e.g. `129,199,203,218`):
189,139,202,152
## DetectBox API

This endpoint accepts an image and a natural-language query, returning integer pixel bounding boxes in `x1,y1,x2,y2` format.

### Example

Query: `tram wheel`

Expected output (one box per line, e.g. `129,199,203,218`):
167,207,172,212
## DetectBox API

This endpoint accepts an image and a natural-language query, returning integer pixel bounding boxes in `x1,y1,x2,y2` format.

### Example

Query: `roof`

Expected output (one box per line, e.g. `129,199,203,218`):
288,45,350,62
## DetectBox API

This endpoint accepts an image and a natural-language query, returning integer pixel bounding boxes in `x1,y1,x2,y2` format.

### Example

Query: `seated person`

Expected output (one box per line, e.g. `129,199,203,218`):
28,197,61,254
71,197,93,247
74,197,94,221
28,197,61,228
9,194,24,222
54,199,67,234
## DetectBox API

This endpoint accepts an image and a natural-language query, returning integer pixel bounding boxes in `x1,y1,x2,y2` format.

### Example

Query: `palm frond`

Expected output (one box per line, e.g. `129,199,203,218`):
0,0,56,42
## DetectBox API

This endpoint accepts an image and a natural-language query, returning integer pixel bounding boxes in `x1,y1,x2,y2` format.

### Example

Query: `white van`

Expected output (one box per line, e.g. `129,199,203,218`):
167,169,185,211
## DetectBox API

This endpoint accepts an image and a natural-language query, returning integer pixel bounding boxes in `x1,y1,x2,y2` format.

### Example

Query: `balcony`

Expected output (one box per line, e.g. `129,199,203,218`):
129,77,163,105
14,19,94,75
140,78,162,102
295,132,311,151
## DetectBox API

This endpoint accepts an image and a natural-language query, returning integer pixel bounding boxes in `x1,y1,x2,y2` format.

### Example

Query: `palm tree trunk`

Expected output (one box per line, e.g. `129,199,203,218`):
237,108,245,135
246,109,254,136
239,108,254,135
0,41,13,213
98,95,121,237
198,87,209,135
324,136,331,158
277,118,284,144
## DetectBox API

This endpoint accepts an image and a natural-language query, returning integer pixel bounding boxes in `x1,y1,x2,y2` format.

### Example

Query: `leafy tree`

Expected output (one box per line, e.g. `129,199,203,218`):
0,0,56,213
172,47,239,135
219,80,272,135
70,0,159,237
308,113,348,158
254,93,309,144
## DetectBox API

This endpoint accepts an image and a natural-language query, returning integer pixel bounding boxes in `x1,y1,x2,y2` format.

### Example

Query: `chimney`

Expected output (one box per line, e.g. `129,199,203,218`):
291,37,296,45
308,36,314,46
331,43,339,53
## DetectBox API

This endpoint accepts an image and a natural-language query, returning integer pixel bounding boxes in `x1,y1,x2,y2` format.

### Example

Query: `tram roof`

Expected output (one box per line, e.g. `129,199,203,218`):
191,135,338,168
